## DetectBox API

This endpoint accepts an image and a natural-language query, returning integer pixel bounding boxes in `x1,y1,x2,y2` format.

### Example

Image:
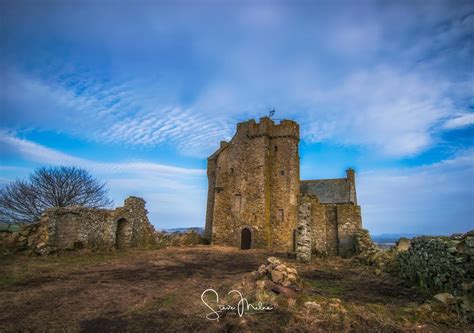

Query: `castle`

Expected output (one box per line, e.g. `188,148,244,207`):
204,117,362,258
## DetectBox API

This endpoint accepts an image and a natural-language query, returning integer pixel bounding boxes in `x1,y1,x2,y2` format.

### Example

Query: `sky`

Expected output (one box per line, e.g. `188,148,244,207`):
0,0,473,235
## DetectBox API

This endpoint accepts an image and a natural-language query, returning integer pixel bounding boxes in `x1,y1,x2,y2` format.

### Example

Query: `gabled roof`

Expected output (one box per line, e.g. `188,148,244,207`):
300,178,351,204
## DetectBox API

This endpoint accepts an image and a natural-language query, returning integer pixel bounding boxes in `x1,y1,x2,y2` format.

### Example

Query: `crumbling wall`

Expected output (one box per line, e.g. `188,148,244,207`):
337,204,362,257
296,195,312,262
308,196,327,255
392,232,473,299
10,196,157,255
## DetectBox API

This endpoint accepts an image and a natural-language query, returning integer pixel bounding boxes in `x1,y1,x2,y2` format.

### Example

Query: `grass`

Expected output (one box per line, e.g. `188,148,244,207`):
0,249,137,288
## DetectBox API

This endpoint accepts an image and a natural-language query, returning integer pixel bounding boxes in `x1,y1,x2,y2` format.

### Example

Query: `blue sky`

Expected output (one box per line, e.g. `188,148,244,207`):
0,0,473,234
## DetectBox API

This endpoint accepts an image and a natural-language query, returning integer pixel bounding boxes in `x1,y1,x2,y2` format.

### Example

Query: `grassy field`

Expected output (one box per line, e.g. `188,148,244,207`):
0,246,471,332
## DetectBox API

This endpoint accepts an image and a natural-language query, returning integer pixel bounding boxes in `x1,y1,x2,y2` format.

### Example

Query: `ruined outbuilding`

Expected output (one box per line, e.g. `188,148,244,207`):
205,117,362,258
13,196,157,255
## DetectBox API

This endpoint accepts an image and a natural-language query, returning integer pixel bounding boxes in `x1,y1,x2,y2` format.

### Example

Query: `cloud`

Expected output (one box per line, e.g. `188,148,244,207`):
1,1,472,158
443,113,474,129
358,148,474,235
0,133,207,228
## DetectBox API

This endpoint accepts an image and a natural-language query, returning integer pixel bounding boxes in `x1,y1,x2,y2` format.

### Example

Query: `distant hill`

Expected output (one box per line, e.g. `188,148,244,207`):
372,233,422,244
160,227,204,235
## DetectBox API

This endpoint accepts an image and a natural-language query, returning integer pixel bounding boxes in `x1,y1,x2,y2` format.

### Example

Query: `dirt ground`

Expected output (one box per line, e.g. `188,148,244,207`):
0,246,471,332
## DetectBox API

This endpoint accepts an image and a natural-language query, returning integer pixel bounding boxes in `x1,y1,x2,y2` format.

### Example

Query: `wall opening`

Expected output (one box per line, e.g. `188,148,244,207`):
278,208,284,222
116,218,130,249
293,229,297,252
233,193,242,213
241,228,251,250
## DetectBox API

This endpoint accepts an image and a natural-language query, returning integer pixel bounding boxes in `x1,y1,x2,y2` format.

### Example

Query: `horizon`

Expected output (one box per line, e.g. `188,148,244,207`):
1,0,473,235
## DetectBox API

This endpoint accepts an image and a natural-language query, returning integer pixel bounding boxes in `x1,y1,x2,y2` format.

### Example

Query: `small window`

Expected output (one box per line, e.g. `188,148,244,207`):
278,209,284,222
280,170,285,175
230,168,234,174
233,193,242,213
274,146,278,152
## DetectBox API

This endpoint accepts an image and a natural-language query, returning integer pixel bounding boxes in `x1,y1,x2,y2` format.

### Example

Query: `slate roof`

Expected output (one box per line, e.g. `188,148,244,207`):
300,178,351,204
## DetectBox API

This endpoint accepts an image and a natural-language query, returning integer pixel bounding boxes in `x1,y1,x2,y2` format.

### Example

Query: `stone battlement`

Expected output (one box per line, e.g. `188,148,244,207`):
236,117,299,139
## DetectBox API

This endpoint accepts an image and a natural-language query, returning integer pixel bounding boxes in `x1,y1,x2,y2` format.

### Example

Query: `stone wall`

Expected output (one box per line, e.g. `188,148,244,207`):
296,195,312,262
392,232,473,298
10,196,157,255
336,204,362,257
206,117,300,251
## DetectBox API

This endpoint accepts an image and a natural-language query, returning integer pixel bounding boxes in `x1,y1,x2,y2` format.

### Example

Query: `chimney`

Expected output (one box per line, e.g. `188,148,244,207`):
346,168,357,205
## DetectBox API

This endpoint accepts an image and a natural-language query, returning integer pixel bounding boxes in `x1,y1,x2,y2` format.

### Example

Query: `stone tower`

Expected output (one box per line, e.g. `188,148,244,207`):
205,117,300,251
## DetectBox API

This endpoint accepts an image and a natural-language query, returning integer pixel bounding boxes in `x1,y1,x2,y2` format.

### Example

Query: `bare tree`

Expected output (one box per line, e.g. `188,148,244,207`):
0,166,113,225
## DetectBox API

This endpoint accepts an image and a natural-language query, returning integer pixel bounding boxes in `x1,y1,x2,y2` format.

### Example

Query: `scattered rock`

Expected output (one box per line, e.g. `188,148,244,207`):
433,293,456,305
304,301,321,311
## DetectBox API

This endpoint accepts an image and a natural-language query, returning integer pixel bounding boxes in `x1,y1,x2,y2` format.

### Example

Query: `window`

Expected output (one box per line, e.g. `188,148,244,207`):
280,170,285,176
233,193,242,213
230,167,234,174
274,146,278,152
278,209,284,222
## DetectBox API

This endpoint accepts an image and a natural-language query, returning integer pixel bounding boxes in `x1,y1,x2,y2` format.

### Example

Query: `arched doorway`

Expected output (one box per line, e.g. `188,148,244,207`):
116,218,130,249
241,228,251,250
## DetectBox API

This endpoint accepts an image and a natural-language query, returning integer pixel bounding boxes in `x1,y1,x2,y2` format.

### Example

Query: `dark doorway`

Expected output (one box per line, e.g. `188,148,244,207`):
116,218,130,249
241,228,251,250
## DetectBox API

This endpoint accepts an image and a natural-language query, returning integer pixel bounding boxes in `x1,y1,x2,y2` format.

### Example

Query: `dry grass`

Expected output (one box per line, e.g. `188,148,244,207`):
0,246,471,332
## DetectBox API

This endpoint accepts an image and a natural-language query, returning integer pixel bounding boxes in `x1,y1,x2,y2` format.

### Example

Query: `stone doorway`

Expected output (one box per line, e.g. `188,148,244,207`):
116,218,130,249
241,228,251,250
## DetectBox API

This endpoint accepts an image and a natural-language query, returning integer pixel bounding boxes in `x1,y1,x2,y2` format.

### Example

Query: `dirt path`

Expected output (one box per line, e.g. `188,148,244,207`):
0,246,470,332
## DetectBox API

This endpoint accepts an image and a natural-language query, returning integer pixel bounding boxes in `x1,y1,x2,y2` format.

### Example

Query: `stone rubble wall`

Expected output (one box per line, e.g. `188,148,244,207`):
296,195,312,263
7,196,157,255
354,229,473,316
392,232,473,299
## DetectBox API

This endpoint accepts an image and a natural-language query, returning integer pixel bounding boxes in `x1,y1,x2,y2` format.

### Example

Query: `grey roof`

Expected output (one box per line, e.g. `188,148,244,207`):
300,179,351,204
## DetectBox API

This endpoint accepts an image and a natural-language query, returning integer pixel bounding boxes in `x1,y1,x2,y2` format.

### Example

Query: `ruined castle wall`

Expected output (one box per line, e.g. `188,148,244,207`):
50,208,116,250
336,204,362,257
324,205,339,256
12,196,156,254
297,195,312,262
308,197,328,255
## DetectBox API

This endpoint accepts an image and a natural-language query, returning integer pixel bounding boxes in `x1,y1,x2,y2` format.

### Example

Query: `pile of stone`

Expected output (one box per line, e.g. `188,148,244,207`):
9,221,50,255
254,257,301,288
354,228,381,265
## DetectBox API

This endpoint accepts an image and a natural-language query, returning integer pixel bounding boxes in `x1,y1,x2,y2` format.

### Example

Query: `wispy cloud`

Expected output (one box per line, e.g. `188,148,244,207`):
443,113,474,129
358,148,474,235
0,132,205,176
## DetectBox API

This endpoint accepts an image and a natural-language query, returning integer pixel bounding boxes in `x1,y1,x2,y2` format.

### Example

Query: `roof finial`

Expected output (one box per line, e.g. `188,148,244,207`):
269,108,275,118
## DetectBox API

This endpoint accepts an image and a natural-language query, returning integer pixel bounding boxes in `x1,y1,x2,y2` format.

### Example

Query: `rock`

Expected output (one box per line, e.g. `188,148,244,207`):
304,301,321,311
271,270,284,284
433,293,456,305
275,264,287,272
267,257,281,266
36,242,46,249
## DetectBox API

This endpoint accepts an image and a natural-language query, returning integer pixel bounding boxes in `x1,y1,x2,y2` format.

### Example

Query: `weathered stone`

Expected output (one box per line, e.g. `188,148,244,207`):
8,196,157,254
267,257,281,266
204,117,364,257
271,270,284,284
434,293,456,305
304,301,321,311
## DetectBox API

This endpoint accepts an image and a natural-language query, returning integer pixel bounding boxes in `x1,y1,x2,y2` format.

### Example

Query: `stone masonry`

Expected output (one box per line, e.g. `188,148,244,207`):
205,117,363,258
12,196,156,255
